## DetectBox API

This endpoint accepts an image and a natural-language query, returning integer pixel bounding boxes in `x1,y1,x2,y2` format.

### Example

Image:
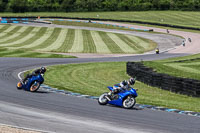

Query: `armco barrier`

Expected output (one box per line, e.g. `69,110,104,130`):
127,62,200,97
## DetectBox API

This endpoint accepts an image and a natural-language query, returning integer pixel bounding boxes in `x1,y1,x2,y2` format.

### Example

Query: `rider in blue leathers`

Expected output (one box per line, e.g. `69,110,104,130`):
108,77,135,96
22,67,46,84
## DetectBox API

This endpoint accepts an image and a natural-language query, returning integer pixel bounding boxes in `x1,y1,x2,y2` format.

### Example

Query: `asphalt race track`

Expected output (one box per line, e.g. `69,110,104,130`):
0,23,200,133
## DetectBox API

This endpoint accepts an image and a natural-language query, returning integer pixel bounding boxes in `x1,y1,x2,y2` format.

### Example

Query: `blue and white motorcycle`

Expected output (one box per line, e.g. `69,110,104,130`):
17,74,44,92
98,86,138,109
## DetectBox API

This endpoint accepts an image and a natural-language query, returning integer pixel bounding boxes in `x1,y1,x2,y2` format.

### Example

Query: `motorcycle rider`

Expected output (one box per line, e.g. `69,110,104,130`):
108,77,135,96
22,67,46,84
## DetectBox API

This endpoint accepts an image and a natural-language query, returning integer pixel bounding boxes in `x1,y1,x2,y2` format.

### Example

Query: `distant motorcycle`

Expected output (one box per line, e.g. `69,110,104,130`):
16,74,44,92
98,86,138,109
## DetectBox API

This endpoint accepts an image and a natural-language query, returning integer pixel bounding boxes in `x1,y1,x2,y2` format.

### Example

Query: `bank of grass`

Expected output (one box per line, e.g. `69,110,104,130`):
0,47,76,58
43,62,200,112
143,53,200,80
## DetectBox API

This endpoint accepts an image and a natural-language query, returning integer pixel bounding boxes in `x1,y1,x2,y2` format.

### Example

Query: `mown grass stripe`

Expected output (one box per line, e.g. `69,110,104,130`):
0,26,21,40
116,34,145,53
20,27,54,49
41,28,68,51
33,28,61,49
164,62,200,74
0,25,16,32
0,25,5,29
68,29,83,53
90,31,110,54
56,29,75,52
0,25,10,33
126,35,149,49
1,27,40,47
98,31,124,53
0,26,34,45
10,27,47,48
107,33,135,53
5,51,31,57
0,25,17,38
0,49,26,57
82,30,96,53
0,26,28,44
0,47,75,58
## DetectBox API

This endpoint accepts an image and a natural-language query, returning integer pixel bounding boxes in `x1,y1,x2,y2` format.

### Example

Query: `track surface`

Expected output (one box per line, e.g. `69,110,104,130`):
0,23,200,133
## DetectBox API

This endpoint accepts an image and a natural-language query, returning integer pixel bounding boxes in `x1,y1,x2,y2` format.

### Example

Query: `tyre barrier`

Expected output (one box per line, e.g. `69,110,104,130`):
127,62,200,97
0,18,51,24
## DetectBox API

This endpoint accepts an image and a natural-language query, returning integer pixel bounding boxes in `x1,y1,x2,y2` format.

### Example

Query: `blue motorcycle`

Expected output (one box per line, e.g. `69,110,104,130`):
17,74,44,92
98,86,138,109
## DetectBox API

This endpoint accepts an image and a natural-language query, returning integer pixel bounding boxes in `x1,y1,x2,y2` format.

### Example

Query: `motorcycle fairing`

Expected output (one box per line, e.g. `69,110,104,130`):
23,74,44,91
107,86,137,107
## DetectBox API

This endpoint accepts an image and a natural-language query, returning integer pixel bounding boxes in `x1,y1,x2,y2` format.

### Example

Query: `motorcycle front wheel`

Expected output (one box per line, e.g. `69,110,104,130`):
30,81,40,92
98,93,109,105
122,95,136,109
16,81,23,90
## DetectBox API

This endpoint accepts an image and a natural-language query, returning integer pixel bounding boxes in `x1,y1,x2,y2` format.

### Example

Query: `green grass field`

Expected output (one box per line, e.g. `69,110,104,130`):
0,25,156,55
43,62,200,112
1,11,200,28
143,53,200,80
0,47,75,58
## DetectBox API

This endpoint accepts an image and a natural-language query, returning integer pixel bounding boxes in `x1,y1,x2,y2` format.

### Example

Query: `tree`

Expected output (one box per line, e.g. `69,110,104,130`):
28,0,45,12
61,0,75,12
102,0,118,11
118,0,133,11
0,0,8,12
9,0,28,12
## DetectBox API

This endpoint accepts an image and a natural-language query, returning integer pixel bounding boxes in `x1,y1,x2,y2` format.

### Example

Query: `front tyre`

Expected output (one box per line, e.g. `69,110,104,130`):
123,95,136,109
98,93,109,105
30,81,40,92
16,82,23,90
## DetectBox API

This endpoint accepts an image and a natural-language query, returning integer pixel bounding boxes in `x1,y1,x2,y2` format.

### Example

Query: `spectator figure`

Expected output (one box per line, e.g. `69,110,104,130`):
188,38,192,43
182,40,185,47
155,48,159,54
166,29,169,33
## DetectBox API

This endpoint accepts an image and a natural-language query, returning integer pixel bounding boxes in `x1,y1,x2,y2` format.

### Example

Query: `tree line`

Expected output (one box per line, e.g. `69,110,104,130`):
1,0,200,13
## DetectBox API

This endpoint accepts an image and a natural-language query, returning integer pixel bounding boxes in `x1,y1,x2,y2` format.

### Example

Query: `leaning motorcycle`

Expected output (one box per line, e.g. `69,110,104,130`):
16,74,44,92
98,86,138,109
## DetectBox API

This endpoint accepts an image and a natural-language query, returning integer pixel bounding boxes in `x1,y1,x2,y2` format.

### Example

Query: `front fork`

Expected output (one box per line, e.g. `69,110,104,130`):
105,94,112,101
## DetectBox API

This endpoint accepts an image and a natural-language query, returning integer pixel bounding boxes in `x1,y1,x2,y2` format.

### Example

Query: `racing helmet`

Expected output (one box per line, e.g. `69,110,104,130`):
40,66,46,73
129,78,135,85
121,80,128,86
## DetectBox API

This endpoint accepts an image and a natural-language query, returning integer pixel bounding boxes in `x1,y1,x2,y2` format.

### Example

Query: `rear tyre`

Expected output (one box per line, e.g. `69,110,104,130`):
122,95,136,109
98,93,109,105
16,82,23,90
30,81,40,92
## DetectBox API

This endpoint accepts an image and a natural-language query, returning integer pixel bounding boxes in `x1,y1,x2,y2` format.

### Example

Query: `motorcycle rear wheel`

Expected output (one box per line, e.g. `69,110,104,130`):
30,81,40,92
98,93,109,105
122,96,136,109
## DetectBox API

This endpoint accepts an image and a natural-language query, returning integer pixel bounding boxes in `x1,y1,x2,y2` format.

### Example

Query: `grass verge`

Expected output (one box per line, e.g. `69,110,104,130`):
0,47,76,58
52,20,151,33
43,62,200,112
143,53,200,80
